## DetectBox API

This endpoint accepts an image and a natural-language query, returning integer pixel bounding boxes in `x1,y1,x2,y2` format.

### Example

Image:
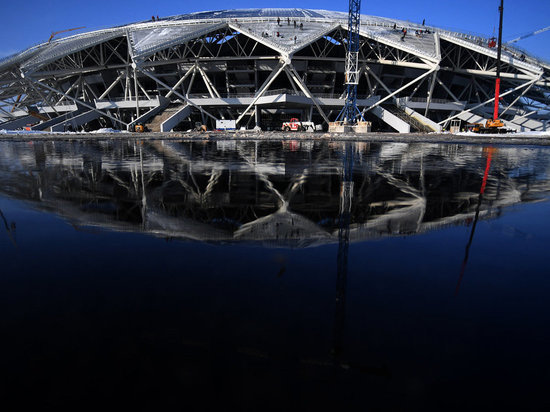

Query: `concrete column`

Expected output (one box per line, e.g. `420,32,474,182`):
255,105,260,128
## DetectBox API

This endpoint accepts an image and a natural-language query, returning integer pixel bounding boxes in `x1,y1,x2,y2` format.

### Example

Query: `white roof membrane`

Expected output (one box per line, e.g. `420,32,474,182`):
360,25,438,60
234,21,339,54
21,29,126,73
0,8,545,74
130,23,225,60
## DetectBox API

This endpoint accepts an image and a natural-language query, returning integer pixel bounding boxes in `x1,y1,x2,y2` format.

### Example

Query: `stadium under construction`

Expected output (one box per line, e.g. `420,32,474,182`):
0,8,549,133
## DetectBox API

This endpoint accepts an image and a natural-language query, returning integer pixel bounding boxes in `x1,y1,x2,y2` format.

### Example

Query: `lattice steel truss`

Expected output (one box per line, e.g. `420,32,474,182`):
0,8,548,132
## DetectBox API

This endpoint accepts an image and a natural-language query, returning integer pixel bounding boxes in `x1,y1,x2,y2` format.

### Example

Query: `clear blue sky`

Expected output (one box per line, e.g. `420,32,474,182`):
1,0,549,61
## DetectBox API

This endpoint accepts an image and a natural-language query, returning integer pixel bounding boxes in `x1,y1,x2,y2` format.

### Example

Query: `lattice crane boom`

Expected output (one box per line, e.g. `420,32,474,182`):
506,26,550,44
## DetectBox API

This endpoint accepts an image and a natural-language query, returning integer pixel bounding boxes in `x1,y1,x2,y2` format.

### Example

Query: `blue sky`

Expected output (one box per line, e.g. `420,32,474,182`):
1,0,549,61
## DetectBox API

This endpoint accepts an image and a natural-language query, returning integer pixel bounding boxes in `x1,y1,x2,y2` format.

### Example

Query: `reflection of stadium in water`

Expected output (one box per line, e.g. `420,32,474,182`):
1,139,549,246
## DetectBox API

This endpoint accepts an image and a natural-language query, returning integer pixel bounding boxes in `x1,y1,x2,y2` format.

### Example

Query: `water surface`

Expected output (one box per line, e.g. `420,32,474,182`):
1,139,549,410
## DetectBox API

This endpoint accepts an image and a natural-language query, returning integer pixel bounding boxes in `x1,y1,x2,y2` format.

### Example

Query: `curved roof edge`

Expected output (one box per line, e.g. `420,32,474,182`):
1,8,548,73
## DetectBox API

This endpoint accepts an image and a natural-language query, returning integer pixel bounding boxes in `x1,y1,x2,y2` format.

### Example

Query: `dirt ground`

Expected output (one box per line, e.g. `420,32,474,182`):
2,130,550,146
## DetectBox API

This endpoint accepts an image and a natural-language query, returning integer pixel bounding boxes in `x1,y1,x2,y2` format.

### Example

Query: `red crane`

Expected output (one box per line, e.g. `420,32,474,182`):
48,26,85,43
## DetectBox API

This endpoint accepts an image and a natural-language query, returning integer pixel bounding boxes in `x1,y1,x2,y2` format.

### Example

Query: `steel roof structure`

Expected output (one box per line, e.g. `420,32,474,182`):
1,8,549,132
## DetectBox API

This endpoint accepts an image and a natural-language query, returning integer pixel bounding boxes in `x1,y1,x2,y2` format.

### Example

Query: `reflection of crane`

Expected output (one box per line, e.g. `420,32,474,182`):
48,27,85,43
455,147,495,295
332,142,353,358
0,208,17,247
506,26,550,44
330,143,390,377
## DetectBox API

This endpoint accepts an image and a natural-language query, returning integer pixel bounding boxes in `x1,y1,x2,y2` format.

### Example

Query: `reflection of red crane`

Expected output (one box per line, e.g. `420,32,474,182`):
455,147,495,295
0,208,17,247
48,27,85,43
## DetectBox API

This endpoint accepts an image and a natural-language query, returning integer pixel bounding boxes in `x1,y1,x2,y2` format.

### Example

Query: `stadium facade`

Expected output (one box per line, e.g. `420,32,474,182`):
0,8,549,132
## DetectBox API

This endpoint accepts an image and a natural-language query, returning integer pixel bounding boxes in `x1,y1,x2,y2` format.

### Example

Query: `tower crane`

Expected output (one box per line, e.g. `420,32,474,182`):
506,26,550,44
332,0,362,354
336,0,363,124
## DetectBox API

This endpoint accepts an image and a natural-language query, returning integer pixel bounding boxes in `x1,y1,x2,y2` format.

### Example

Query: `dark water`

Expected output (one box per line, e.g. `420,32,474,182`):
1,139,549,410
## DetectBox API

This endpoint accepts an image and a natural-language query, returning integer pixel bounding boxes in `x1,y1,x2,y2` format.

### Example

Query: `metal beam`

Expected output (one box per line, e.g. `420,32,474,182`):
133,67,140,118
98,72,125,99
137,66,219,121
424,71,438,116
27,78,128,127
236,60,287,125
196,64,221,98
362,66,438,114
500,75,542,117
438,76,540,125
165,64,195,98
285,65,330,124
439,66,538,80
436,77,461,103
186,67,197,98
364,66,393,96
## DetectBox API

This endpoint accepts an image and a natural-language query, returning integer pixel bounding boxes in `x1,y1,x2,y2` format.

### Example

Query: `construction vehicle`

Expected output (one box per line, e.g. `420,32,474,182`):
466,119,510,134
281,118,315,132
474,0,512,134
134,123,146,133
194,122,207,132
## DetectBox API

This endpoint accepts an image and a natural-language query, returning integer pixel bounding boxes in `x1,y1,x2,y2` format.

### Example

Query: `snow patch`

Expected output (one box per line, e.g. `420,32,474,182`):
0,129,47,135
90,128,126,133
0,128,127,135
456,131,550,138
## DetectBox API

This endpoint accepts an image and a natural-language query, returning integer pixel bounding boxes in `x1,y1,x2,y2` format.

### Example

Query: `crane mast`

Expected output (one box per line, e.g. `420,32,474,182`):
473,0,510,133
333,0,360,351
493,0,504,122
339,0,362,124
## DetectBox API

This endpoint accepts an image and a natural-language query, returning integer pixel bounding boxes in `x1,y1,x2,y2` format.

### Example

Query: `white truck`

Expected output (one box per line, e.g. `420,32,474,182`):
215,119,236,130
281,118,315,132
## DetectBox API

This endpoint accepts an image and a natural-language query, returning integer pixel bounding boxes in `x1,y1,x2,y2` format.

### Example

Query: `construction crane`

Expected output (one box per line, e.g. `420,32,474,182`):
489,0,505,130
472,0,510,133
48,27,85,43
336,0,363,124
506,26,550,44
